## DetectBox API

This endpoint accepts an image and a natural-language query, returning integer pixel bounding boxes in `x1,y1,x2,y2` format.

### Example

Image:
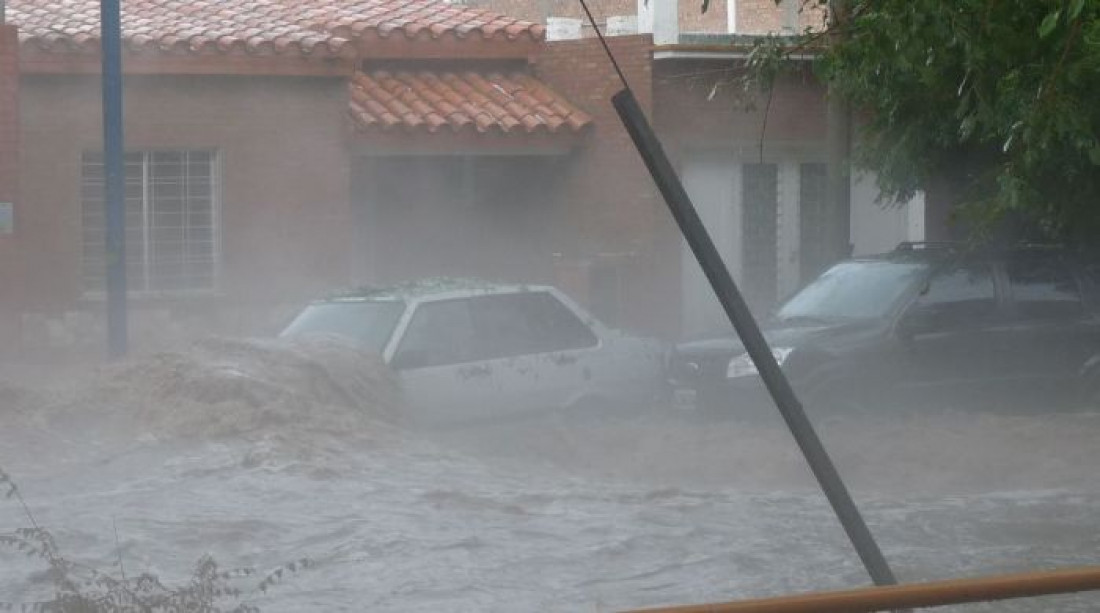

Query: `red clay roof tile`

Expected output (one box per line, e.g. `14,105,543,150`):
8,0,544,58
349,69,592,135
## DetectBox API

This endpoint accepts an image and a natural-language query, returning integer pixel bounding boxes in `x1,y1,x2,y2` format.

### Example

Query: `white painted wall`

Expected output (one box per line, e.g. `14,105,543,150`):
637,0,655,35
546,17,583,41
849,171,924,255
638,0,679,44
681,151,740,337
678,157,926,337
776,161,801,301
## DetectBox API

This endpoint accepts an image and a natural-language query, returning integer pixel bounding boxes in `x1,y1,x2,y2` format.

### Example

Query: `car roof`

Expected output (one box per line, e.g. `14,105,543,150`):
843,245,952,266
318,278,556,304
858,242,1079,265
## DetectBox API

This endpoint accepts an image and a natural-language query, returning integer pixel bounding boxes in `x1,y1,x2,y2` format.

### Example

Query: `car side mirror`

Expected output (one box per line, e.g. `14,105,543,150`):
391,348,428,371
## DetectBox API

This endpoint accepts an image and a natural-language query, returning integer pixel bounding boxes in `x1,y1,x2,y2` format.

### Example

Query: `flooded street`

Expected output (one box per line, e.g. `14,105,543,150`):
1,341,1098,611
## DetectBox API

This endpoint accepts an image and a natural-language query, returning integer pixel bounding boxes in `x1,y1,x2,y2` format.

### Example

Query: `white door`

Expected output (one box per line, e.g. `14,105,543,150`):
390,292,604,425
390,298,510,425
465,291,601,414
681,151,740,338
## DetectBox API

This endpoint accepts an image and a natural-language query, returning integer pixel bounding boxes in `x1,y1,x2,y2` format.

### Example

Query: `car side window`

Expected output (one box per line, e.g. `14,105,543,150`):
908,262,997,328
470,292,598,360
391,299,477,369
1007,254,1082,320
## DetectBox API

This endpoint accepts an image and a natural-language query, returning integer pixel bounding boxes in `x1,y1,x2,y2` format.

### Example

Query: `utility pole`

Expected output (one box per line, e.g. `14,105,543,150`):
826,0,852,262
100,0,128,357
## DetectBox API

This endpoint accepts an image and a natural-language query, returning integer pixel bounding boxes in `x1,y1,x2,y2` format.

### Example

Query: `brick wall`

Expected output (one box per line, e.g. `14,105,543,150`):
10,74,353,357
535,35,683,336
0,25,22,351
654,59,827,152
680,0,729,34
735,0,823,34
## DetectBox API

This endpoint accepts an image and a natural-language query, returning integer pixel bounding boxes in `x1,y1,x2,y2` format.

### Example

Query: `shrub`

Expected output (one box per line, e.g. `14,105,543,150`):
1,467,311,613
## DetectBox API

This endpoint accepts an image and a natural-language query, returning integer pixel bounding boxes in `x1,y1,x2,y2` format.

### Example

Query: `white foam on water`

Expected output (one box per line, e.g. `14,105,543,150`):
1,342,1098,611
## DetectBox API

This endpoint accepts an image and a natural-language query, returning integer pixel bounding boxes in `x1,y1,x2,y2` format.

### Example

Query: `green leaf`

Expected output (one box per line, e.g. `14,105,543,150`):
1089,146,1100,166
959,115,978,141
1039,10,1061,38
1070,0,1085,20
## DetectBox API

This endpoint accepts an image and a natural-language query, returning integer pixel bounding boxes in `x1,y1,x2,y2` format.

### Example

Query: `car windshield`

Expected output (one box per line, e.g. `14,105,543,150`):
280,300,405,354
776,260,929,323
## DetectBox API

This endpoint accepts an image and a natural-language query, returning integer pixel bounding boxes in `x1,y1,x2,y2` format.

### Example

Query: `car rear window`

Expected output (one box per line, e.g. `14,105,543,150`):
280,300,405,354
911,262,998,326
1007,254,1083,320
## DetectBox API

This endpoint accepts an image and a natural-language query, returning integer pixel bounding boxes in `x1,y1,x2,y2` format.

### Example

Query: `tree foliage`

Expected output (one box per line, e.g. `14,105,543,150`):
755,1,1100,243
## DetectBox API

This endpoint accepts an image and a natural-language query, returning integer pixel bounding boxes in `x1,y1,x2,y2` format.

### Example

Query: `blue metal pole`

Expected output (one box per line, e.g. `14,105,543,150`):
100,0,127,357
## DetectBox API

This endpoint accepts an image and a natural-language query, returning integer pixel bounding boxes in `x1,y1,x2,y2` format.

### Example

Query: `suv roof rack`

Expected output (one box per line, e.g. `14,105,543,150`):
894,241,959,251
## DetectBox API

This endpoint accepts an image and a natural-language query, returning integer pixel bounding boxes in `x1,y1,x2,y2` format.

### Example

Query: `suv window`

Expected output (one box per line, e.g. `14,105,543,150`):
908,262,998,327
777,260,929,322
1007,254,1082,320
470,292,598,360
391,299,477,369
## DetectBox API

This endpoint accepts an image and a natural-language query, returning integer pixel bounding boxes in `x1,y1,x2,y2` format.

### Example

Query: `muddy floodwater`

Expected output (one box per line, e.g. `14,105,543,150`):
1,339,1098,611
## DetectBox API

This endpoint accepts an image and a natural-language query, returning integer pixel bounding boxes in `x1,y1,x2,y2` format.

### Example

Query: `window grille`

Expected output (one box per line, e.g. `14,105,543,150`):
799,162,828,283
82,150,218,294
742,163,779,311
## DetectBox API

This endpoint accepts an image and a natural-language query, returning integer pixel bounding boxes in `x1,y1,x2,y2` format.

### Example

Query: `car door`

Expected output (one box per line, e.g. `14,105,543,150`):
996,251,1099,407
388,297,509,425
466,290,602,416
895,258,1004,409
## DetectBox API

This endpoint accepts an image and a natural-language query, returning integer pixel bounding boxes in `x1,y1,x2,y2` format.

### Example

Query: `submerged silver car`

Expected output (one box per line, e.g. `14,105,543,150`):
280,279,666,425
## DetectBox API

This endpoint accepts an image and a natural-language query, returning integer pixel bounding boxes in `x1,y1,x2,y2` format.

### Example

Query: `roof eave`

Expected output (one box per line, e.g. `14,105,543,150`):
357,37,541,61
653,46,817,61
653,32,823,61
350,128,589,156
18,47,358,76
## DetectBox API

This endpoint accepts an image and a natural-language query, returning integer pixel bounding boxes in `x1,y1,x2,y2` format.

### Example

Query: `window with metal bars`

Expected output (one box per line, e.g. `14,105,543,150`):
742,162,779,312
799,162,829,284
81,150,219,294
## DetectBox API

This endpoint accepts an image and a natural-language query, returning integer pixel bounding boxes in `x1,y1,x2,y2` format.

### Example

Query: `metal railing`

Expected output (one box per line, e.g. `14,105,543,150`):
623,566,1100,613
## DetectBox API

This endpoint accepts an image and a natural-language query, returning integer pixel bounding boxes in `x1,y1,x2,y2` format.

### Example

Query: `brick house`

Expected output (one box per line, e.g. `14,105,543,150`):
0,0,922,360
0,0,661,357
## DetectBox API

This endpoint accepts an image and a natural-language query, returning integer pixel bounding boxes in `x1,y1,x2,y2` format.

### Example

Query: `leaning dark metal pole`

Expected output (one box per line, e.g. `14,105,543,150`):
100,0,127,357
612,89,898,588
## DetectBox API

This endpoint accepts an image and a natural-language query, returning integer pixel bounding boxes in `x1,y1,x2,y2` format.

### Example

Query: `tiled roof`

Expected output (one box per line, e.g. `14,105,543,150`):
349,70,592,134
8,0,544,58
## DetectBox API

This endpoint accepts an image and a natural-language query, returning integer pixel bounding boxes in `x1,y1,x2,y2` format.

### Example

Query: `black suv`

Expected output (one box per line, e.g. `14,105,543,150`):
668,243,1100,418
